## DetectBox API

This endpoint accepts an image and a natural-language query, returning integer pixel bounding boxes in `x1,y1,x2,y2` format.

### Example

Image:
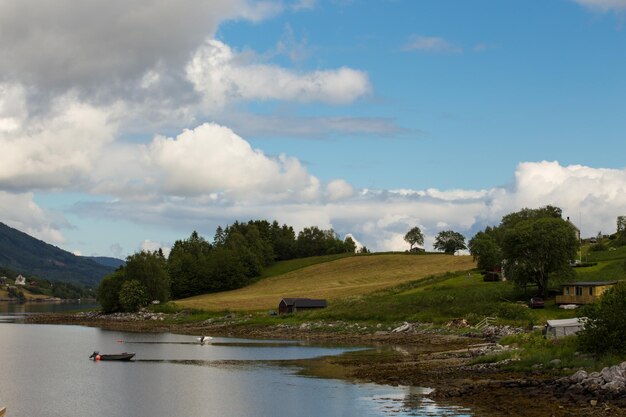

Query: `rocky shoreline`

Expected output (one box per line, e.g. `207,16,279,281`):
25,311,626,416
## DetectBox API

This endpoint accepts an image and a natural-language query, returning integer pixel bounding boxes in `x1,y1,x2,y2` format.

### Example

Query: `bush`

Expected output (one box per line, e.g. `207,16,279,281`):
119,280,148,312
588,243,608,252
578,282,626,355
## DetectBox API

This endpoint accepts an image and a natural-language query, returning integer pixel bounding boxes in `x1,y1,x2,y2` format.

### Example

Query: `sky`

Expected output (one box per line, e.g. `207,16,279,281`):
1,0,626,259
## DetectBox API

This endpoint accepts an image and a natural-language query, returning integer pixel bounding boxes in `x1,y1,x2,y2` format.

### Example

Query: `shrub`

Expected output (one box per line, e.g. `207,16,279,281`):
588,243,608,252
578,282,626,355
119,280,148,312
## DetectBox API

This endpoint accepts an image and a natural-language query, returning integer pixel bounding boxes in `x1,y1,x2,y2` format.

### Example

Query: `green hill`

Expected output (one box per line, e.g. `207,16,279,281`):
176,253,475,311
0,222,118,287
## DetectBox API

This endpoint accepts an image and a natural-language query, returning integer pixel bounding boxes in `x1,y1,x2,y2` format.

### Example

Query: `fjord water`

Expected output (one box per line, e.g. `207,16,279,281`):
0,310,472,417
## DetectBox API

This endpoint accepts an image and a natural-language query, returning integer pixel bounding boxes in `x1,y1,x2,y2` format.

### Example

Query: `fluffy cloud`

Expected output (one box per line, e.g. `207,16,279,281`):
0,154,626,255
0,191,67,244
147,123,320,200
69,160,626,255
0,91,118,191
0,1,279,95
186,40,371,109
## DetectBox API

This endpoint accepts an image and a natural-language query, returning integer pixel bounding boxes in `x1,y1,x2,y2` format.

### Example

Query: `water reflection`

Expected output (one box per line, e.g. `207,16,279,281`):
0,318,475,417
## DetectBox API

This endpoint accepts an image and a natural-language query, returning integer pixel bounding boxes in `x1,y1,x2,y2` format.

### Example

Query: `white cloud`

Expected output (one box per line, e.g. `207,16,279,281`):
404,35,462,53
571,0,626,12
140,240,171,258
326,180,355,201
0,191,67,244
0,1,279,95
147,123,320,200
74,160,626,254
0,94,118,191
186,40,371,109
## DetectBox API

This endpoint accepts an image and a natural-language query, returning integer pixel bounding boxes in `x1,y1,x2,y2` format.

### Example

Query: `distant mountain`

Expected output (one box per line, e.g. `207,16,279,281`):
0,222,117,287
85,256,125,269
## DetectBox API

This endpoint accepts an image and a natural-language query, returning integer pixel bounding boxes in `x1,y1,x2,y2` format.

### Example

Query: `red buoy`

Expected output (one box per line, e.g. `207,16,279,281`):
95,355,101,361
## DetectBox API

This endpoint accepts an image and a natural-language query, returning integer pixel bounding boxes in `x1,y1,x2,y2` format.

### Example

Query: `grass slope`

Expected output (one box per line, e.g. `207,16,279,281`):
176,253,475,311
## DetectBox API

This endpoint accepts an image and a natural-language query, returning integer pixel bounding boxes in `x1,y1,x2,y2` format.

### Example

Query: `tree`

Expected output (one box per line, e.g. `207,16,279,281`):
124,250,170,303
404,227,424,251
578,282,626,355
433,230,467,254
168,231,214,298
96,269,126,313
616,216,626,246
501,216,578,297
468,227,502,271
344,236,357,253
118,280,148,312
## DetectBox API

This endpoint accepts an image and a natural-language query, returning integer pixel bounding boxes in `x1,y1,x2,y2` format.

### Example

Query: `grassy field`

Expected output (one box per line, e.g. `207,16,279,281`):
175,253,475,311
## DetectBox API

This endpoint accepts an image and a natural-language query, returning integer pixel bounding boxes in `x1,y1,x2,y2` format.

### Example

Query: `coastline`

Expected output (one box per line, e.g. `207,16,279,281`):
25,312,626,417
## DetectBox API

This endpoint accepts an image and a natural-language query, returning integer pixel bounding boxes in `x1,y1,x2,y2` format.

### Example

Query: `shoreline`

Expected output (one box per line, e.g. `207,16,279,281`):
24,312,626,416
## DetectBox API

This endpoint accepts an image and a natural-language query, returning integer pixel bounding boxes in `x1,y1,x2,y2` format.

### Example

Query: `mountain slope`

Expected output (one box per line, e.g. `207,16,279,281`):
176,253,475,311
0,222,118,287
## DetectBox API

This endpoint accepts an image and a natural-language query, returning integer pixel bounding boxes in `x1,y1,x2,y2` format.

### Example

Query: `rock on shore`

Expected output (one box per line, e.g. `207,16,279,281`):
555,362,626,402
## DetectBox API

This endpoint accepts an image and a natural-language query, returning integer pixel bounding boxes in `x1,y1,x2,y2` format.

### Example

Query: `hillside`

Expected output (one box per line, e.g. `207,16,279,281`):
176,253,475,311
0,222,118,287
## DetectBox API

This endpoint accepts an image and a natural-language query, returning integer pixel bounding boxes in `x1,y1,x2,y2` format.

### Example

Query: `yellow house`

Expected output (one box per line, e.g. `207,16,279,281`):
556,281,618,305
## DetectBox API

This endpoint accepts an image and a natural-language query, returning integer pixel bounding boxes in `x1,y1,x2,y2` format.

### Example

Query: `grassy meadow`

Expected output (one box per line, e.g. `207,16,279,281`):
175,253,475,311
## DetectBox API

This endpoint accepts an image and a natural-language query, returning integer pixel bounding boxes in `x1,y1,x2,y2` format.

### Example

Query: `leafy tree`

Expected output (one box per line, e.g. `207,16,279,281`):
344,236,357,253
118,280,148,312
433,230,467,254
501,216,578,297
468,227,502,271
404,227,424,251
168,231,213,298
270,221,296,260
616,216,626,246
578,282,626,355
124,250,170,303
96,269,126,313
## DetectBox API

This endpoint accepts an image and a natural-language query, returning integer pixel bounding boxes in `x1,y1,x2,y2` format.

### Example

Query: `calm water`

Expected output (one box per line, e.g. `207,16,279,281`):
0,307,473,417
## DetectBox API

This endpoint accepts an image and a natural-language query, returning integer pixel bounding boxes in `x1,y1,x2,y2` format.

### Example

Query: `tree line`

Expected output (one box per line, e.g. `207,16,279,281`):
97,220,357,312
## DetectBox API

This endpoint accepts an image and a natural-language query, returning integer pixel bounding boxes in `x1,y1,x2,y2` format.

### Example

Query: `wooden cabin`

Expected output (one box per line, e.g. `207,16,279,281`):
556,281,618,305
278,298,327,314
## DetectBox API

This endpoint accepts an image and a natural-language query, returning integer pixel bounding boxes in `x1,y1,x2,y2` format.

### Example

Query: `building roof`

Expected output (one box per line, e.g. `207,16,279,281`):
280,298,327,308
546,318,586,327
560,281,618,287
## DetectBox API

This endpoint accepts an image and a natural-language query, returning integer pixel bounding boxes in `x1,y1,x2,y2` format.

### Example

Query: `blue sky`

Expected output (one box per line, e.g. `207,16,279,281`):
1,0,626,258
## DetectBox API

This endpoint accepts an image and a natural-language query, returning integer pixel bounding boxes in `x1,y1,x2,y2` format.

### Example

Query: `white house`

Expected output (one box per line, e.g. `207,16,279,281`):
15,275,26,286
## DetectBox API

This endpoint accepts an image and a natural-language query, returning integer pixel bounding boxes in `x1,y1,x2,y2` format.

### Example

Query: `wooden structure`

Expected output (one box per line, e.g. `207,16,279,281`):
278,298,327,314
0,406,6,417
556,281,618,305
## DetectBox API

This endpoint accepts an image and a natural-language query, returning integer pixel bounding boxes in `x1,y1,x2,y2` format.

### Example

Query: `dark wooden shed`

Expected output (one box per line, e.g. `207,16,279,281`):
278,298,327,314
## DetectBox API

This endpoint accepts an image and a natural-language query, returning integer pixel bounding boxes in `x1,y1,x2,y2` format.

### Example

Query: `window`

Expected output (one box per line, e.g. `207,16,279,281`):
589,287,593,296
565,287,570,295
576,287,583,296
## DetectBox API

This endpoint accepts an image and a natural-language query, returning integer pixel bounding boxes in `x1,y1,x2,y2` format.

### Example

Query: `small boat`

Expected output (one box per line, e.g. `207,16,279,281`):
89,351,135,361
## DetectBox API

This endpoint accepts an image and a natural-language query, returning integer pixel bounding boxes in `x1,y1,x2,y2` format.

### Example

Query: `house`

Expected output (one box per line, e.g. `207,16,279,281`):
555,281,618,305
278,298,327,314
566,217,581,242
544,317,586,339
14,275,26,286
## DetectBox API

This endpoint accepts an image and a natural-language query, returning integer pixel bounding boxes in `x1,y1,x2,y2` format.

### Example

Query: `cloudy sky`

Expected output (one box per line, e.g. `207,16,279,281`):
1,0,626,258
